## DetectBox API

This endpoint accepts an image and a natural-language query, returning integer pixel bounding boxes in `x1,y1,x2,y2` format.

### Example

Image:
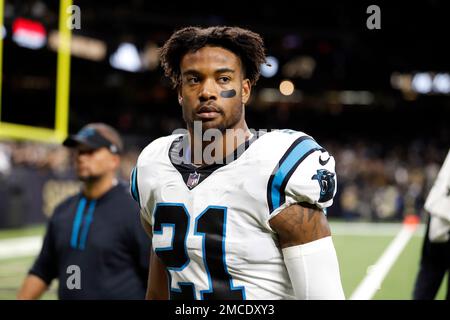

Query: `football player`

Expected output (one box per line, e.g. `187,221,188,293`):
131,26,345,300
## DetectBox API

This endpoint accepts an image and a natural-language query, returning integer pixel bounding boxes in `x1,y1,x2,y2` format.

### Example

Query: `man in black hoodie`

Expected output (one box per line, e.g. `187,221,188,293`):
18,123,151,299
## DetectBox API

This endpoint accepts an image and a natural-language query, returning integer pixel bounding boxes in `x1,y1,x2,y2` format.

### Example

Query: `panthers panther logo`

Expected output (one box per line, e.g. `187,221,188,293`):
311,169,336,202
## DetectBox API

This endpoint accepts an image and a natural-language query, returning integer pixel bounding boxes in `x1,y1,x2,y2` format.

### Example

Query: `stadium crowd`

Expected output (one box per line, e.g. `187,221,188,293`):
0,136,446,225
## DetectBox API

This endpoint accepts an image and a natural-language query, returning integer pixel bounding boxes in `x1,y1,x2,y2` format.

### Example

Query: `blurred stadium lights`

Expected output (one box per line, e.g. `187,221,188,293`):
279,80,295,96
390,72,413,92
392,71,450,95
432,73,450,94
12,18,46,50
109,42,142,72
48,31,107,61
411,72,433,94
260,56,279,78
282,56,316,78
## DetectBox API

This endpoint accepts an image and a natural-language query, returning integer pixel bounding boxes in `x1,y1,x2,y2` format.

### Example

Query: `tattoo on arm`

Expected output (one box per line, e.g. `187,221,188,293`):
269,202,331,248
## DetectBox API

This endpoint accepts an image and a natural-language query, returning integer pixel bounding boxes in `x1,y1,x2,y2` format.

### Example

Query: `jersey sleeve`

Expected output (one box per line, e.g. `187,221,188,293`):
267,135,337,218
131,136,174,227
129,166,141,207
424,149,450,220
130,165,152,225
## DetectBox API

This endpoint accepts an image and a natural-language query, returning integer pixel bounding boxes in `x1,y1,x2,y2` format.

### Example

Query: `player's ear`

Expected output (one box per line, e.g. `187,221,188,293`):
110,153,121,171
177,89,183,106
242,79,251,105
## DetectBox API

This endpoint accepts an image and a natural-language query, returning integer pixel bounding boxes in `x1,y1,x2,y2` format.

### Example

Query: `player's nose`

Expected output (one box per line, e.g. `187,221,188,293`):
199,79,217,101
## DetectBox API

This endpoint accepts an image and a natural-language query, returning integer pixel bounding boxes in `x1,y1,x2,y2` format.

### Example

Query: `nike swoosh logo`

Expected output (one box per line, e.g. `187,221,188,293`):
319,155,330,166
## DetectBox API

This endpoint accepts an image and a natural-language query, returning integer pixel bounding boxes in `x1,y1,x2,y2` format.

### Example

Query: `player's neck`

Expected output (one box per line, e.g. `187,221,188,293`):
82,175,118,199
188,121,251,166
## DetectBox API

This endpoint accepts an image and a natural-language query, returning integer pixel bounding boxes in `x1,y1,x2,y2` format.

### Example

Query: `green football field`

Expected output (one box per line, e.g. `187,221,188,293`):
0,222,447,300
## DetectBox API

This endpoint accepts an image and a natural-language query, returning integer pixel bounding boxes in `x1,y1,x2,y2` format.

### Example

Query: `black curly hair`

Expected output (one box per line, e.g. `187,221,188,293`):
160,26,267,88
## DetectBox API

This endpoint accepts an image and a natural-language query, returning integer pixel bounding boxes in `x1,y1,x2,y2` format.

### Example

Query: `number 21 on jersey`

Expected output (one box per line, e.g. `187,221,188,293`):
153,203,245,300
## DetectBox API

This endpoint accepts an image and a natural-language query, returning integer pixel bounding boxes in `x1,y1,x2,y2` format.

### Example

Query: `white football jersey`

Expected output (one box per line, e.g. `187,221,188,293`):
425,149,450,242
131,129,337,300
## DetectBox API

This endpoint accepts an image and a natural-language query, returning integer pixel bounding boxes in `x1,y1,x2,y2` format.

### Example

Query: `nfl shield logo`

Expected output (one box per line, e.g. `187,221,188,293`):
187,172,201,189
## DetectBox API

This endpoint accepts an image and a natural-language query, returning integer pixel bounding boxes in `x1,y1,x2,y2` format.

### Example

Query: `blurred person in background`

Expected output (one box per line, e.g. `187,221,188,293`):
17,123,151,300
413,148,450,300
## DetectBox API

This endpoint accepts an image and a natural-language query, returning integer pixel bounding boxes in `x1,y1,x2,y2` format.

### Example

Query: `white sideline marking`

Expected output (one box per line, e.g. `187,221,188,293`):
349,223,419,300
0,236,42,260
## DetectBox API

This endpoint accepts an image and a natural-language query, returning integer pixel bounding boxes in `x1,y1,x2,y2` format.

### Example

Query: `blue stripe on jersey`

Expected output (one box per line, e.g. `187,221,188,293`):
130,166,140,206
70,197,87,249
268,136,323,214
78,200,96,250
